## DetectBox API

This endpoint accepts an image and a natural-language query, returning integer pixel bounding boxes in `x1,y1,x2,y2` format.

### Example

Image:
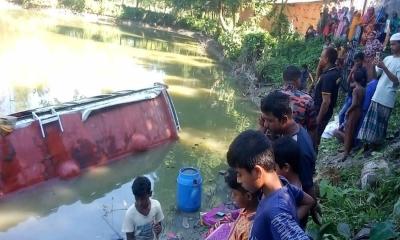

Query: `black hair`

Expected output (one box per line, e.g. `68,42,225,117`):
353,52,365,61
225,168,246,192
273,136,300,174
131,176,152,198
227,130,275,173
260,90,292,120
374,23,380,31
353,68,367,87
325,47,338,64
283,65,301,83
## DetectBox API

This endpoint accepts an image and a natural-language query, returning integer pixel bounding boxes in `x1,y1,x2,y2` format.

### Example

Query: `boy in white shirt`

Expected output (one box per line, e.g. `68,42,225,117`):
122,176,164,240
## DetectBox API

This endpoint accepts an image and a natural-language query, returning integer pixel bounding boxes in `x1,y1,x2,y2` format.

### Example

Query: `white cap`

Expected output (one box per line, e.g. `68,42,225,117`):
390,33,400,41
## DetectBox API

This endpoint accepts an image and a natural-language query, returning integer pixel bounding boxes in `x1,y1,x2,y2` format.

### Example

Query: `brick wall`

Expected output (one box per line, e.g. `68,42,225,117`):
239,1,324,35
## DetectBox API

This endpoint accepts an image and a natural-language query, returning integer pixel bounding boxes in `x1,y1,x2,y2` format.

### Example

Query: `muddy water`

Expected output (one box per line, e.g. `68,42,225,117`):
0,7,258,240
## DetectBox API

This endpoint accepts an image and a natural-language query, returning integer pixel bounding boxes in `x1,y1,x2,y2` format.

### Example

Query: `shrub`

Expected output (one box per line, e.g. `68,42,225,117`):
218,30,243,60
177,16,199,29
20,0,54,8
241,31,275,63
59,0,86,12
255,36,323,83
308,170,400,239
201,19,220,37
143,11,163,25
120,6,146,21
163,14,176,26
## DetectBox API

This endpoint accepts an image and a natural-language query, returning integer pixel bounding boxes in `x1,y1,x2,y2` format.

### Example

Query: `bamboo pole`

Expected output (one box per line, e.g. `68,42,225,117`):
362,0,367,15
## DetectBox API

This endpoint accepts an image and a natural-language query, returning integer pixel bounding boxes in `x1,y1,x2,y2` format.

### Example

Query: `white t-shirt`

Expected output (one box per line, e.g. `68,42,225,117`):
372,56,400,108
122,199,164,240
385,19,391,33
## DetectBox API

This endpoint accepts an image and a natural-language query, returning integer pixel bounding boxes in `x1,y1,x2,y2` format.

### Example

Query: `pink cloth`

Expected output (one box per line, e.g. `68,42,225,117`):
335,12,347,37
205,223,233,240
202,204,239,226
362,7,375,24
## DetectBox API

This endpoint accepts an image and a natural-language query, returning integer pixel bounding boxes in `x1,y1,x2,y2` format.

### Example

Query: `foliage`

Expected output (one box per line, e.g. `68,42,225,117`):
176,16,220,36
241,31,274,63
387,94,400,137
309,169,400,239
217,21,276,61
59,0,86,12
84,0,121,16
218,29,243,60
120,6,220,36
255,36,323,83
18,0,54,8
267,3,291,38
120,6,147,21
370,221,399,240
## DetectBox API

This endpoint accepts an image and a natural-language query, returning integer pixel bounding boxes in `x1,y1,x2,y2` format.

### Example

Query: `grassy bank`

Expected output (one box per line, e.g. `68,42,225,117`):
308,93,400,239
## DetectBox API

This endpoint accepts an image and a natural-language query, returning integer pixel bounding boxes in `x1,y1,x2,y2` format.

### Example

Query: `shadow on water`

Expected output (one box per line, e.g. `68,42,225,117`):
51,24,201,56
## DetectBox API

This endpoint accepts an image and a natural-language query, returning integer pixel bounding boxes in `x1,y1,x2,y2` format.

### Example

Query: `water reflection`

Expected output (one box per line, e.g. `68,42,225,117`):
0,143,173,231
51,24,201,56
0,8,257,240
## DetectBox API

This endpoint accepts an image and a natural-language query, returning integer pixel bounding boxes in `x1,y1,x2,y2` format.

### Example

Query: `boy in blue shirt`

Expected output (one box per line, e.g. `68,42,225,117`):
227,130,314,240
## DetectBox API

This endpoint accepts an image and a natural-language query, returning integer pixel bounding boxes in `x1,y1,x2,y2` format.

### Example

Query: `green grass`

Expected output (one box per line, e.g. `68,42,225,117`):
314,93,400,239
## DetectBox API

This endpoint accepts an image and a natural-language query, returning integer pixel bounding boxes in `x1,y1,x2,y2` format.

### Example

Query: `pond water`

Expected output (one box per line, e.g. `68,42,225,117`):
0,6,258,240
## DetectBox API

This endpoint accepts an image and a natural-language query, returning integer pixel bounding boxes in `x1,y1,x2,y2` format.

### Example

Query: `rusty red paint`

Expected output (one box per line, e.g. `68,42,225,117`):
0,94,178,195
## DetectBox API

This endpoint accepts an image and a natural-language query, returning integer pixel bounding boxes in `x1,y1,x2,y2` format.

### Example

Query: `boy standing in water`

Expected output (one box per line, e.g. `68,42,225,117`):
227,130,314,240
122,176,164,240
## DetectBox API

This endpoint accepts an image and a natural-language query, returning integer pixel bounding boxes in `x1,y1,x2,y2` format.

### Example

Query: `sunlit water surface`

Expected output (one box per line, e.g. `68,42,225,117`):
0,7,257,240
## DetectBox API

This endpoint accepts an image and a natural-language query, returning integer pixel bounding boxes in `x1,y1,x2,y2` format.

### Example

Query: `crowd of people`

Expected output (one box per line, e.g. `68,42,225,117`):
119,5,400,240
306,6,400,46
305,5,400,160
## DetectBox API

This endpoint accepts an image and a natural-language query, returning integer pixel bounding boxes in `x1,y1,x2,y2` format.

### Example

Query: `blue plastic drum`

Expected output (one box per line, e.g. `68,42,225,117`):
177,167,202,212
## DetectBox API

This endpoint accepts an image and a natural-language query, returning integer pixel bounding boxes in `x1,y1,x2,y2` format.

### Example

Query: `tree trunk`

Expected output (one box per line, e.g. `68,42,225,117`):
232,9,236,27
218,1,229,31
